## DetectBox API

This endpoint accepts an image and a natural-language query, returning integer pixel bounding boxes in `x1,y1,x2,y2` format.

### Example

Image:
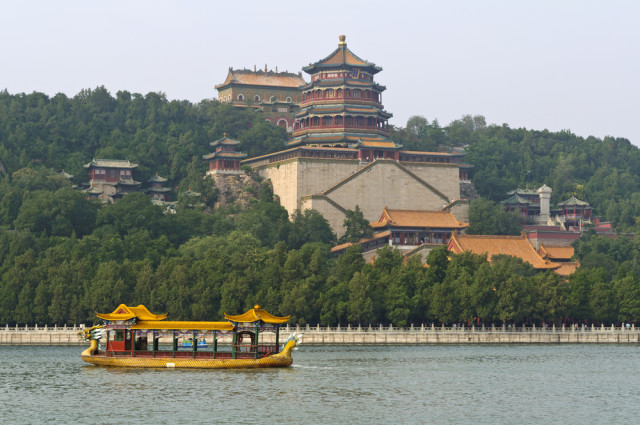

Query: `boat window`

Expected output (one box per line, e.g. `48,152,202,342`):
115,329,125,341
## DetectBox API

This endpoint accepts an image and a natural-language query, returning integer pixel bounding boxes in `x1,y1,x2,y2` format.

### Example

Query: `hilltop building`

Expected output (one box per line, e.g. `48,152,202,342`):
147,173,171,202
215,67,306,132
447,232,570,274
203,134,247,175
501,185,617,247
331,207,469,262
242,36,472,237
83,159,141,202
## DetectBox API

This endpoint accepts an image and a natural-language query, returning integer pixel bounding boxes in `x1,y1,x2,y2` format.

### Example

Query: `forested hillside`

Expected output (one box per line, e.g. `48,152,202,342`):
1,88,640,326
392,114,640,232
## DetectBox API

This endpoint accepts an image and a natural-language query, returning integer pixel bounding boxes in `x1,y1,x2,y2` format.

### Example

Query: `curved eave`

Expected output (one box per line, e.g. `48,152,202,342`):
224,308,290,324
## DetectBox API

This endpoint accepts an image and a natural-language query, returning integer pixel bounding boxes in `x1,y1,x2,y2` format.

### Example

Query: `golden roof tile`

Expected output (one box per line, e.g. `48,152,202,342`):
538,244,575,261
224,305,290,324
371,208,469,229
448,233,558,269
96,304,167,321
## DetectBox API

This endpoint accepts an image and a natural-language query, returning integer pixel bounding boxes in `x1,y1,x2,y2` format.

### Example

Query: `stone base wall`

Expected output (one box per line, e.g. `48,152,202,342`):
258,158,462,237
4,326,640,345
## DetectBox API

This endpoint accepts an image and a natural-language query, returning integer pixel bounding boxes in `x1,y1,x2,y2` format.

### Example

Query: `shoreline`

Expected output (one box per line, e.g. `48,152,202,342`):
2,324,640,345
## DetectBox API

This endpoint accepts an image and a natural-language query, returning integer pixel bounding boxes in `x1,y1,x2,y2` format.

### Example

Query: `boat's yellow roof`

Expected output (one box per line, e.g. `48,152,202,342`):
131,321,234,331
224,305,290,324
96,304,167,321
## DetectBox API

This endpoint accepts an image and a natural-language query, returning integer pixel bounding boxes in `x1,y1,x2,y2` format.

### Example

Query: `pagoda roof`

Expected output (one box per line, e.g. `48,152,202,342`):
96,304,167,321
131,320,234,331
117,177,141,187
448,232,559,270
303,35,382,75
371,208,468,230
84,159,138,169
148,174,167,183
203,151,247,160
289,132,392,147
224,305,290,324
210,134,241,147
501,194,533,205
215,68,306,89
148,187,171,193
538,244,575,261
355,140,401,149
299,79,386,91
401,150,466,157
557,196,590,207
60,170,74,179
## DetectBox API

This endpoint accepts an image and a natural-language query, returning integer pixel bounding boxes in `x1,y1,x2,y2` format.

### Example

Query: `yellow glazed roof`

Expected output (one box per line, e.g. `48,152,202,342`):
538,244,575,261
131,321,234,331
371,208,469,229
224,305,290,324
448,232,558,270
96,304,167,321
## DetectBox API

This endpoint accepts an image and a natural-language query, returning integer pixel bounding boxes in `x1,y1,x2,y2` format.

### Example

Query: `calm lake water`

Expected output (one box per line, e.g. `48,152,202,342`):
1,344,640,424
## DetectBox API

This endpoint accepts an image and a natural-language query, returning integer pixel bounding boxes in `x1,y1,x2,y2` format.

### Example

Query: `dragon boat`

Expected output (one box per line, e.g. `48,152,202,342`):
78,304,302,369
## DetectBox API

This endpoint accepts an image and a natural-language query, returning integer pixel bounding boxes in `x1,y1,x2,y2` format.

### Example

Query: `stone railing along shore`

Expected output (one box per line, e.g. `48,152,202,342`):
1,323,639,345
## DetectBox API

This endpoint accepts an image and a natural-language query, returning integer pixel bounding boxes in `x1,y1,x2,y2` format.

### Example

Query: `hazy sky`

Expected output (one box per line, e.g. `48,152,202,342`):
2,1,639,145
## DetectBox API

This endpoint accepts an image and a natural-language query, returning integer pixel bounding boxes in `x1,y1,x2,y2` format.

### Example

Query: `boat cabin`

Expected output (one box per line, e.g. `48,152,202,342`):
96,304,290,360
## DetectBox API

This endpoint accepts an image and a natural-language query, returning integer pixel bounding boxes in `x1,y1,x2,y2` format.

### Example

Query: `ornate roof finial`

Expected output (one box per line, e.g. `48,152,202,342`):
275,66,278,73
223,132,227,137
254,64,256,72
264,64,267,72
339,35,346,45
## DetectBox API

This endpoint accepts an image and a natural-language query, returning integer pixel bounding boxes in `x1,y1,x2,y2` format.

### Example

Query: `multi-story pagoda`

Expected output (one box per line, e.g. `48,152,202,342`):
291,35,400,161
147,173,170,202
203,134,247,175
242,36,472,237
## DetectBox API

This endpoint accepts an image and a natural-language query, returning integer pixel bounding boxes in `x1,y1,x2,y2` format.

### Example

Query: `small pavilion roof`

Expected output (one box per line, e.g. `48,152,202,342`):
538,244,575,261
371,208,468,230
448,232,558,270
203,151,247,160
84,159,138,169
210,134,242,147
96,304,167,321
224,305,290,324
149,173,167,183
501,194,533,205
557,196,590,207
303,35,382,75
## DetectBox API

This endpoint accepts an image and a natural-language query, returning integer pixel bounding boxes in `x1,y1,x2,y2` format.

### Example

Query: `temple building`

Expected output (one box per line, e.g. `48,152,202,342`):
331,207,469,262
215,67,306,132
501,185,618,247
447,232,564,273
371,208,468,246
84,159,141,202
242,36,472,237
203,134,247,175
